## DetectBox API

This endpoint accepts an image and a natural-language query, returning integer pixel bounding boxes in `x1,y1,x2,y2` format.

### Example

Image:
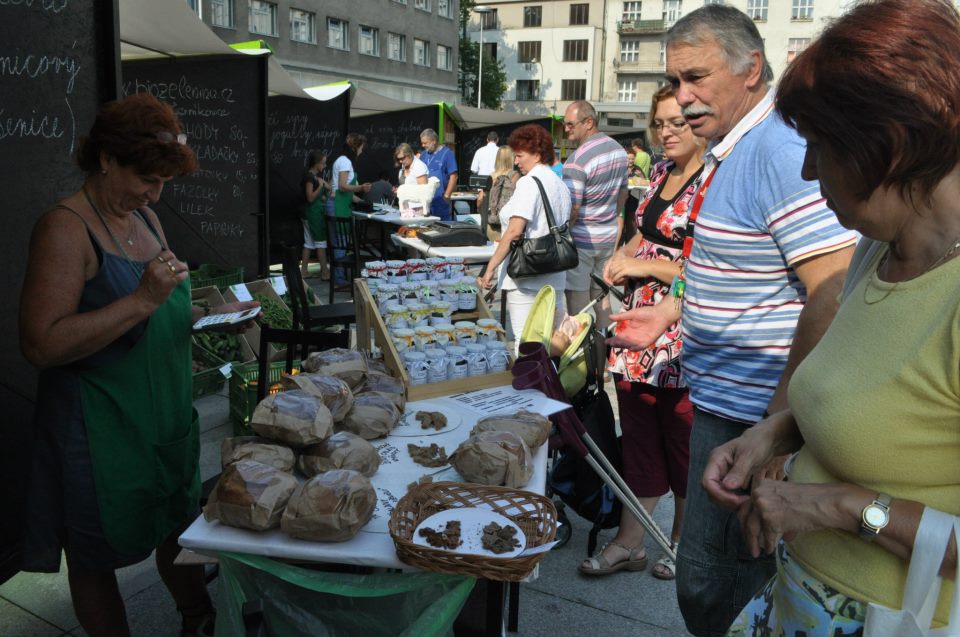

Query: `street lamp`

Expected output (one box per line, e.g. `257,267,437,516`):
474,5,492,108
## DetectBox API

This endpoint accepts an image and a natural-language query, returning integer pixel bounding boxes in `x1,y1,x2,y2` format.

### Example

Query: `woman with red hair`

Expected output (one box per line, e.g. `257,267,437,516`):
479,124,571,348
707,1,960,634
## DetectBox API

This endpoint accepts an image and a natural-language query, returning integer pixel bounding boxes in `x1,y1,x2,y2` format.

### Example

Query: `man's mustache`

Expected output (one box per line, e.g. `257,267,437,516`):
682,106,714,119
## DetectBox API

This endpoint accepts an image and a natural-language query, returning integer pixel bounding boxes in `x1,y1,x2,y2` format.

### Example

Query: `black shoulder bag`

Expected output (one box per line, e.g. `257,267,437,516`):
506,175,579,278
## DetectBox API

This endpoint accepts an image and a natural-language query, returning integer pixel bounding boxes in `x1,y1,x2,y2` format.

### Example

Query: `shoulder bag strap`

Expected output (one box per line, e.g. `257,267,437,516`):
530,176,559,232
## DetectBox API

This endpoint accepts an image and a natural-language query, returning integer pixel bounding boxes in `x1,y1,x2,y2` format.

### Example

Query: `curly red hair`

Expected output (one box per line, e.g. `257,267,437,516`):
777,0,960,203
78,93,197,177
507,124,554,165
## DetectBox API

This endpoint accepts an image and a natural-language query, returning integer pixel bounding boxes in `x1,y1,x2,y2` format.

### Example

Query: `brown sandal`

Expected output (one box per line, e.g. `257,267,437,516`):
577,541,647,576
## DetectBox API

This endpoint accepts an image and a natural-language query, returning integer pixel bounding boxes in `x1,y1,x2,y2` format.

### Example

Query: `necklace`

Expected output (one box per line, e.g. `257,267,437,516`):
83,187,144,279
864,236,960,305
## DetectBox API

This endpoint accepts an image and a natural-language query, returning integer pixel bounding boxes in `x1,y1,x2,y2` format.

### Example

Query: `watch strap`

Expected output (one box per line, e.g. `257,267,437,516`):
859,492,892,541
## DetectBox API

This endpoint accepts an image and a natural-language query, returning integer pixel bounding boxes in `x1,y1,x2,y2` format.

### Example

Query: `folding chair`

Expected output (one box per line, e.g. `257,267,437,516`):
280,244,355,345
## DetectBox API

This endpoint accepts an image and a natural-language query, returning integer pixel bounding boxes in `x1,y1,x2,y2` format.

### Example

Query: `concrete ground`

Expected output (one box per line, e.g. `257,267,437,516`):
0,277,692,637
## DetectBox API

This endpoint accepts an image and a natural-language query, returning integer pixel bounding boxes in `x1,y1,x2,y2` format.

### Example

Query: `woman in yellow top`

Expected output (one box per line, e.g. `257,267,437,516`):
711,1,960,634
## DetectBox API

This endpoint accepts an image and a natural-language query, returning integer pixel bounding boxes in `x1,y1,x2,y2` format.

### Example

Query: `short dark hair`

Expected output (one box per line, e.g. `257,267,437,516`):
486,130,499,143
777,0,960,203
340,133,366,162
507,124,554,165
629,138,646,151
77,93,197,176
306,151,327,168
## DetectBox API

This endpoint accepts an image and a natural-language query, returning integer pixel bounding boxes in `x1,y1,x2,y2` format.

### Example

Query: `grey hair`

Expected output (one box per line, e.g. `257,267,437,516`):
569,100,598,124
666,5,774,84
420,128,439,141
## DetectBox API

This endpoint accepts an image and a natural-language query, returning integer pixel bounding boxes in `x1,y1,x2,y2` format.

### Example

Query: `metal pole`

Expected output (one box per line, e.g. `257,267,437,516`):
477,20,484,108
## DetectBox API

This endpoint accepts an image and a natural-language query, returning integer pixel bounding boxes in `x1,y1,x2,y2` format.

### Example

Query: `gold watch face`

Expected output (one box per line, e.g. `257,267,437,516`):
864,505,888,528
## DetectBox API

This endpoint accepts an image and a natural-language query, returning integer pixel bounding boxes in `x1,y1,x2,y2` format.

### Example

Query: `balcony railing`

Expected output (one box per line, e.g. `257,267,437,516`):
616,19,666,34
615,60,666,74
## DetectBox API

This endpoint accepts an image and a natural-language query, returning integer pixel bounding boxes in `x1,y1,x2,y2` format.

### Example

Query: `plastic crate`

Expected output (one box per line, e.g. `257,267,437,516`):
190,264,244,291
228,359,300,436
192,344,228,400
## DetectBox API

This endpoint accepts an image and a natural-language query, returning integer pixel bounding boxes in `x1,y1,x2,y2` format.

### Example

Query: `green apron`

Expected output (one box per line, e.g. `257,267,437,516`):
305,185,328,242
334,173,358,218
79,279,200,555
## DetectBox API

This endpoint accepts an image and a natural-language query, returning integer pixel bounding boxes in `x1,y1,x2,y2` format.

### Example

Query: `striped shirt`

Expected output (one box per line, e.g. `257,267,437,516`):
562,133,628,249
682,90,858,423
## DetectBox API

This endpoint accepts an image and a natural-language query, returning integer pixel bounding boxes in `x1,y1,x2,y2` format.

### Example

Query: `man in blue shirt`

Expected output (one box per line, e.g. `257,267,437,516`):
419,128,458,221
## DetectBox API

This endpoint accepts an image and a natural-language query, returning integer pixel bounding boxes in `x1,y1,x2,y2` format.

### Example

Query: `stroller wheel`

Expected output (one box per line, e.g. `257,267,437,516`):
552,502,572,549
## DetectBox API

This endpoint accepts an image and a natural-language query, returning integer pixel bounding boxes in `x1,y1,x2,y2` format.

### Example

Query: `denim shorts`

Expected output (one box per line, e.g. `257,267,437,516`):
675,407,777,637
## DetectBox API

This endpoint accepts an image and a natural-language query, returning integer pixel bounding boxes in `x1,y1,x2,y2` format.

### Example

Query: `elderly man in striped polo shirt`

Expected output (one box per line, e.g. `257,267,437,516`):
607,6,857,636
561,100,629,357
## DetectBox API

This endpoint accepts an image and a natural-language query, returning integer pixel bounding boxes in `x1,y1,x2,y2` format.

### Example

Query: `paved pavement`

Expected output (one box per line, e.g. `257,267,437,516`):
0,279,692,637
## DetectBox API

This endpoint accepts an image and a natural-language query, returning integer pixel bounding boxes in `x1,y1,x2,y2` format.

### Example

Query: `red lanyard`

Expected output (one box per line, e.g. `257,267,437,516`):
680,166,717,260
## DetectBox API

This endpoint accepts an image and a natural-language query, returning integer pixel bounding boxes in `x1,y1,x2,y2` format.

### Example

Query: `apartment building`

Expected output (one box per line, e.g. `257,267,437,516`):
471,0,850,132
189,0,461,103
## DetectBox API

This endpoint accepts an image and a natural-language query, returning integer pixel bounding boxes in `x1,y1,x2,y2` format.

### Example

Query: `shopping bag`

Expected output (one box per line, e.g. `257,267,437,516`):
864,508,959,636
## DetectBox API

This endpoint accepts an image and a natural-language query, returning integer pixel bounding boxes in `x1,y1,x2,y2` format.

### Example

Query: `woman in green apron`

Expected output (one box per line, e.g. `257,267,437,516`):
330,133,372,284
301,151,331,280
19,94,258,637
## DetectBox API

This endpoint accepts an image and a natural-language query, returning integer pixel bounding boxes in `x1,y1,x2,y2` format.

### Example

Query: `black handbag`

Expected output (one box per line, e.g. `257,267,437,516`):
506,176,579,278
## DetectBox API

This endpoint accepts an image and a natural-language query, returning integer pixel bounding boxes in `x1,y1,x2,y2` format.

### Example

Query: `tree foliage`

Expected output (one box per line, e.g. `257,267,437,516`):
458,0,508,109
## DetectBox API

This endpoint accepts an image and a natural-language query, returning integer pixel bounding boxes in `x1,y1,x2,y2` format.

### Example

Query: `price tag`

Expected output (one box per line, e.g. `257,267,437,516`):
269,275,287,296
219,363,233,378
229,284,252,302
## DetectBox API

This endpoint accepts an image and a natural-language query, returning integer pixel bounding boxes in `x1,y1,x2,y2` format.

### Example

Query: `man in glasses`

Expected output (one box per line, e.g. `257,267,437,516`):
607,6,857,636
561,100,629,361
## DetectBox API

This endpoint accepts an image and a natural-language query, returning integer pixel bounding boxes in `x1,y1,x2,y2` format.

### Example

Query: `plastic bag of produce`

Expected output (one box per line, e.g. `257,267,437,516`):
250,390,334,447
470,410,551,451
339,393,400,440
297,431,380,478
220,436,297,472
281,373,354,422
450,431,533,488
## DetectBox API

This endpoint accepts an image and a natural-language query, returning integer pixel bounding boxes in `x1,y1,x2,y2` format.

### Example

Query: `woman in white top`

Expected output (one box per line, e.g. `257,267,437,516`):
395,143,429,185
479,124,571,350
331,133,372,219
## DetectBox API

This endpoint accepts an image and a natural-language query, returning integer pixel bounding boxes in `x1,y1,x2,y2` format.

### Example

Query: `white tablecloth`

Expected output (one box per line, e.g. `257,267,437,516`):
390,234,496,263
352,210,440,227
179,386,566,569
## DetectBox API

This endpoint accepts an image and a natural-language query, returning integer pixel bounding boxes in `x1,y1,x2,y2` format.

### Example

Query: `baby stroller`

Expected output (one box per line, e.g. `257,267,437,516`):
515,282,675,559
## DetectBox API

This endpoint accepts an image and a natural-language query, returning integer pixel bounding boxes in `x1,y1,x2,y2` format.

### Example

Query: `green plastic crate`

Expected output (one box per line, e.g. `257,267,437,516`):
190,264,244,291
228,359,301,436
192,344,228,400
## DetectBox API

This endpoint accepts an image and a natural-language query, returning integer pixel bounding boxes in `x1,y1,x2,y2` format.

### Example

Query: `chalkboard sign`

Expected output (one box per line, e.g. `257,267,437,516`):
122,55,268,278
267,94,348,261
353,105,441,185
0,0,119,582
458,119,553,177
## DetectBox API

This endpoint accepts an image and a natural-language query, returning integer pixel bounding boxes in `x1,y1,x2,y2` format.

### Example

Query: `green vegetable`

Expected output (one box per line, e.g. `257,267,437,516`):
194,332,246,364
252,294,293,329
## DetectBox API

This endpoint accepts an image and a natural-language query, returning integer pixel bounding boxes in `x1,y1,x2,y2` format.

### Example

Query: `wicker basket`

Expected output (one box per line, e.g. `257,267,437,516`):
388,481,557,582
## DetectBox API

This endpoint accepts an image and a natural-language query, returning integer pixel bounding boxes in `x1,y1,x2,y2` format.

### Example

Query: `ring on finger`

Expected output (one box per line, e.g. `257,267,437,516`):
157,255,167,264
168,263,177,274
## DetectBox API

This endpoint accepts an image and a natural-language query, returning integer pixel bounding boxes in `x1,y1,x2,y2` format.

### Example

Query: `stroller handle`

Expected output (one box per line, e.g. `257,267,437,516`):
590,272,625,303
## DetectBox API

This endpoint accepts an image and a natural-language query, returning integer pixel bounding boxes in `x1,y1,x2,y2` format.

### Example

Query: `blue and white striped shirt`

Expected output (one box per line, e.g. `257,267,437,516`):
682,91,858,423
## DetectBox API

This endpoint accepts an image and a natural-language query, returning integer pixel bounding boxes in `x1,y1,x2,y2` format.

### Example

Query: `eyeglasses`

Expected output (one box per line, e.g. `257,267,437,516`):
563,117,588,129
396,156,407,161
651,121,689,134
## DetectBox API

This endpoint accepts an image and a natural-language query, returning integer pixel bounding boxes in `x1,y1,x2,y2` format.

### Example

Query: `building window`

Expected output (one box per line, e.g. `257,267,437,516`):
563,40,588,62
561,79,586,100
388,32,406,61
482,42,497,61
359,25,380,56
248,0,277,36
704,0,723,4
327,17,349,50
620,40,639,62
792,0,813,20
659,39,666,64
289,9,315,43
622,1,641,21
414,0,431,12
618,80,638,102
480,8,498,29
663,0,681,25
438,0,452,18
392,0,406,4
516,80,540,101
608,117,634,127
747,0,768,20
414,38,430,66
569,3,589,25
437,44,453,70
786,37,810,63
185,0,199,14
518,41,542,63
524,6,542,27
210,0,234,27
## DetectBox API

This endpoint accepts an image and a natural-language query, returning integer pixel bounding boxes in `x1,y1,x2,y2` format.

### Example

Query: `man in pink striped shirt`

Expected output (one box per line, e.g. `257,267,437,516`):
562,100,629,344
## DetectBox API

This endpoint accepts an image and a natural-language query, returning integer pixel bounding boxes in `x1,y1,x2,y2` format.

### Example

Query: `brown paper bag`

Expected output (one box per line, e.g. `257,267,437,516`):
451,430,533,488
220,436,297,472
297,431,381,478
301,348,368,390
250,390,334,447
470,410,552,450
356,371,406,411
281,373,354,422
339,393,400,440
203,460,298,531
280,469,376,542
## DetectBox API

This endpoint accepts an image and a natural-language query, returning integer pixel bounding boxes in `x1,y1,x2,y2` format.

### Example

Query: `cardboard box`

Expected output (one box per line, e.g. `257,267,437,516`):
190,286,256,365
223,280,292,361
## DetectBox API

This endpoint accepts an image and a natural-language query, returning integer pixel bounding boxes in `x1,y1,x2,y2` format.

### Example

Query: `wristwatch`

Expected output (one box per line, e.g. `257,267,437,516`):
859,492,892,541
